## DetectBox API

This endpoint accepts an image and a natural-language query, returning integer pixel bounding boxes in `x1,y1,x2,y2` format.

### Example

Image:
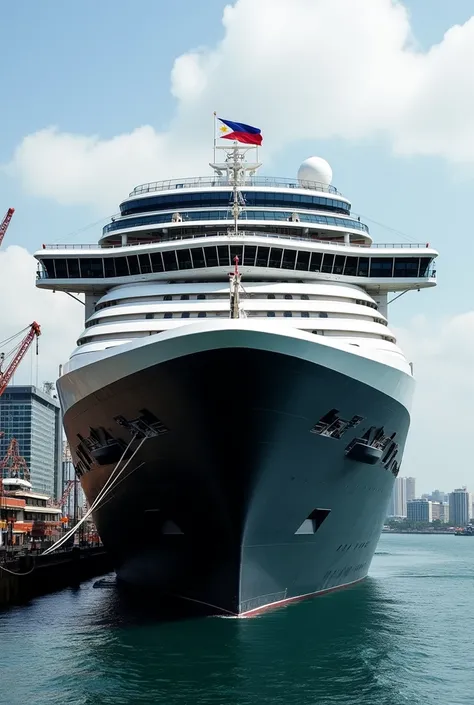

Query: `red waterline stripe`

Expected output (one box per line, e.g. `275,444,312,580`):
239,575,367,618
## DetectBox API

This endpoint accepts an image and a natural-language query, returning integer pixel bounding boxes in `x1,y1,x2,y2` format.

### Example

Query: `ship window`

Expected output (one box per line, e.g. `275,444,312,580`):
393,257,420,277
267,294,275,299
198,311,207,318
301,312,309,318
230,245,243,265
243,245,256,266
162,251,178,271
301,294,309,300
370,258,393,277
177,249,192,270
256,247,269,267
295,508,331,535
114,257,129,276
128,255,140,275
282,250,296,270
267,311,275,317
138,253,152,274
333,255,345,274
321,254,334,274
164,312,173,319
419,257,431,277
197,294,206,300
344,256,358,276
191,247,205,268
309,252,322,272
357,257,369,277
42,259,56,278
204,246,218,267
319,312,328,318
150,252,164,272
181,294,189,300
217,245,230,267
145,313,154,320
80,258,104,278
181,312,190,318
284,294,293,300
269,248,283,268
66,259,80,278
284,311,292,317
55,259,68,278
295,251,310,271
164,295,172,301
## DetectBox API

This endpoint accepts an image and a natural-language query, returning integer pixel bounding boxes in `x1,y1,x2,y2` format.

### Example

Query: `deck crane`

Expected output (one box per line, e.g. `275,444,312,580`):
0,322,41,398
0,208,14,247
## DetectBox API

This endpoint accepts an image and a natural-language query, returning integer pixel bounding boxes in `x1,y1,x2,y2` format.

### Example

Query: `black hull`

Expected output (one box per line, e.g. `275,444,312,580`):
62,347,409,615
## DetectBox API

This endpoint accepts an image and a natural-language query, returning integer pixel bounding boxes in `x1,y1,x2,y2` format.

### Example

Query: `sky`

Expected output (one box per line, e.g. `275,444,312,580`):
1,0,474,493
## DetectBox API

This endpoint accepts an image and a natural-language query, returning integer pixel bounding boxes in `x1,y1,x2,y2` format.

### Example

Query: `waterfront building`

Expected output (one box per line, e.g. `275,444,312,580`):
406,477,416,503
407,498,432,523
0,386,62,499
449,488,471,528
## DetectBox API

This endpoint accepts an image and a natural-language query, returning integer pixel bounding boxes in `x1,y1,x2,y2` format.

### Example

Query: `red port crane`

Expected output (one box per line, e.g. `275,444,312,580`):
0,438,30,481
0,208,14,247
0,322,41,398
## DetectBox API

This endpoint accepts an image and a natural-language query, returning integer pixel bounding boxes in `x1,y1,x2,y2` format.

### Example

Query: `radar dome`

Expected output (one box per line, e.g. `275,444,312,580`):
297,157,333,186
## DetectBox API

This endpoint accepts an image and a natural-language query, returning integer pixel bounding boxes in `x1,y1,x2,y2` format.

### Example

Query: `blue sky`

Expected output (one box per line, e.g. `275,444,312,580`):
1,0,474,493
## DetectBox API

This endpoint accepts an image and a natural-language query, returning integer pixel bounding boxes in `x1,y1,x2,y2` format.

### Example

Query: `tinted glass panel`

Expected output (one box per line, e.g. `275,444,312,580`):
256,247,269,267
310,253,322,272
393,257,420,277
267,311,275,317
104,258,116,277
138,254,152,274
80,258,104,278
344,256,358,276
177,249,192,270
295,251,310,271
181,312,190,318
115,257,129,276
282,250,297,269
269,248,283,267
66,259,80,277
204,246,218,267
284,311,292,317
357,257,369,276
333,255,345,274
243,245,256,266
43,260,56,278
150,252,163,272
217,245,230,266
128,255,139,275
230,245,243,266
419,257,431,277
191,248,205,268
198,311,207,318
301,311,310,318
162,251,178,271
370,258,393,277
55,259,67,278
321,254,334,273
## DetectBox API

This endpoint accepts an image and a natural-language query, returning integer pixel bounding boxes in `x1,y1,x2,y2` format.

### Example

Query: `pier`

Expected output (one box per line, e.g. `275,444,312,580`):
0,545,113,607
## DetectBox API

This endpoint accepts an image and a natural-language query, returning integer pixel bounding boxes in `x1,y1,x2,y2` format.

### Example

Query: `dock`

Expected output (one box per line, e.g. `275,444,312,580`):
0,546,114,607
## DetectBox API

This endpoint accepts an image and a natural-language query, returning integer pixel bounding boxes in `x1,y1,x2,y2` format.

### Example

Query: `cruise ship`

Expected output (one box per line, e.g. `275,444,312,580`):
34,119,438,616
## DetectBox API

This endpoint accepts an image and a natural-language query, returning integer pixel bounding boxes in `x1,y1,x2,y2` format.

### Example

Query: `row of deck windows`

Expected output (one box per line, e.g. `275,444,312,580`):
102,210,368,234
96,295,377,310
120,192,351,217
40,248,433,280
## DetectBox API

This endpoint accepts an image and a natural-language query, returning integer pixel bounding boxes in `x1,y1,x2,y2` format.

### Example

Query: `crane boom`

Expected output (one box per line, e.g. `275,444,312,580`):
0,208,14,247
0,322,41,397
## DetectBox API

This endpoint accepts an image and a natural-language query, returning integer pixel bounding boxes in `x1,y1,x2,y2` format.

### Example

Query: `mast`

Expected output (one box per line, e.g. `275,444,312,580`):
229,255,241,319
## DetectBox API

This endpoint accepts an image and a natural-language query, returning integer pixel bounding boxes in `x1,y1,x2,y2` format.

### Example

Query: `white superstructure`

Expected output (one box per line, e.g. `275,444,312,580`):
34,147,437,384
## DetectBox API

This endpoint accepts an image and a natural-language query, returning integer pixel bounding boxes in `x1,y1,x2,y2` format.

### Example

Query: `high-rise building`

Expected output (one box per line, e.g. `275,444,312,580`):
388,476,408,517
449,488,471,528
0,385,62,498
406,477,416,503
407,499,432,522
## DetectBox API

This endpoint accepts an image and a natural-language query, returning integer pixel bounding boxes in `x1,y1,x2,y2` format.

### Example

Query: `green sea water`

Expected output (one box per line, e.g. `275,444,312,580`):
1,533,473,705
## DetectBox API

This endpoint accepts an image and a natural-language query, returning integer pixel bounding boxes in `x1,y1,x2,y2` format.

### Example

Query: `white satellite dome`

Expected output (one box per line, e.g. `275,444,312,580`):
297,156,333,187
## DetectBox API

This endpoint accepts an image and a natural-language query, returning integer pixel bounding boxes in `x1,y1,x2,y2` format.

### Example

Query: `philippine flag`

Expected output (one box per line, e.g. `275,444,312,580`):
218,118,263,146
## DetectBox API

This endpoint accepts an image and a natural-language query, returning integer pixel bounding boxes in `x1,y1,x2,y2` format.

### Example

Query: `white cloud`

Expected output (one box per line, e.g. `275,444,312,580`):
5,0,474,210
0,246,83,389
395,313,474,491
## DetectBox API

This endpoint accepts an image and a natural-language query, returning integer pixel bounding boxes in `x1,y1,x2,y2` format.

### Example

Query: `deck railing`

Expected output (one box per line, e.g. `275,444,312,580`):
129,176,342,197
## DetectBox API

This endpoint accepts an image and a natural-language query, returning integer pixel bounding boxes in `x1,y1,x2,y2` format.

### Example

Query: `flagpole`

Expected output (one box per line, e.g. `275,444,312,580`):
213,111,217,163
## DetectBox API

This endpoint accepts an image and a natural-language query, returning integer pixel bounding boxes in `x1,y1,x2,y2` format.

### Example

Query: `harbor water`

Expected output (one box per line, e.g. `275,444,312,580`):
1,533,473,705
